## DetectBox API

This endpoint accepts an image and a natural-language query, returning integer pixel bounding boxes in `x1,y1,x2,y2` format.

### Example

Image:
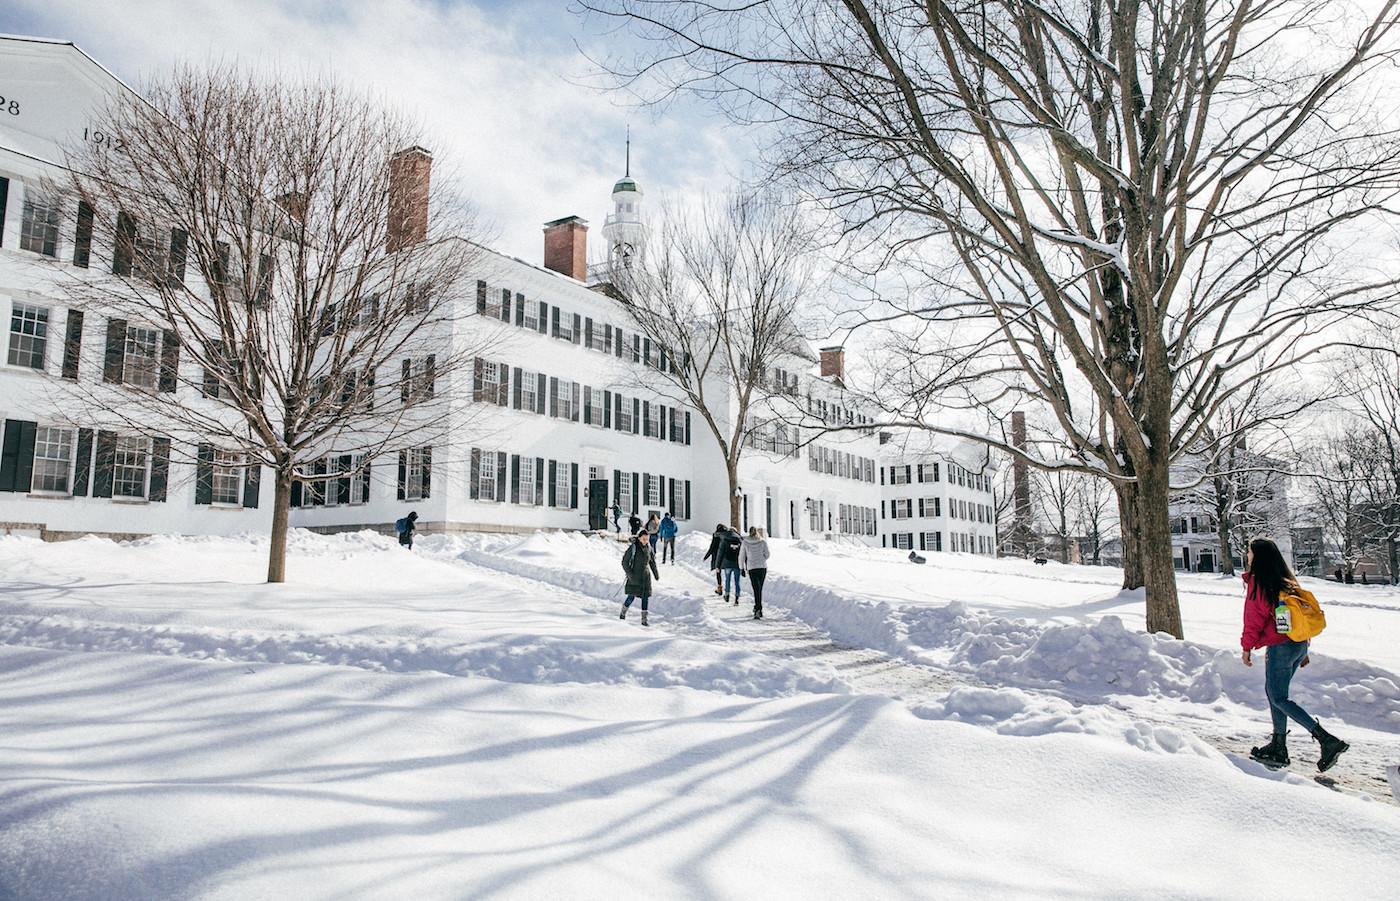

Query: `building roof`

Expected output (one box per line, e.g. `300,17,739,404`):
612,176,639,194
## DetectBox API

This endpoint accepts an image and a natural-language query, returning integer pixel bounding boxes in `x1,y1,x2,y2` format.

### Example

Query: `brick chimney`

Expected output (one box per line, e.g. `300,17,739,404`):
819,346,846,384
543,215,589,280
387,146,432,252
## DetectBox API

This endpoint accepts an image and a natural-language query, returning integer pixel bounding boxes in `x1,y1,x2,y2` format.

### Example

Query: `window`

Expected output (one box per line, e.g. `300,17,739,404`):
646,473,660,506
478,452,498,501
211,449,243,505
122,325,160,389
616,396,634,432
618,471,633,512
647,403,663,439
555,463,572,508
518,454,536,505
891,466,910,485
521,300,539,331
923,497,941,517
31,426,73,494
587,387,606,426
586,322,610,352
557,379,576,420
20,193,61,256
480,359,499,401
521,371,538,412
918,462,940,483
891,498,913,519
404,447,430,501
7,302,48,370
112,435,150,499
892,532,913,550
924,531,943,552
556,313,575,342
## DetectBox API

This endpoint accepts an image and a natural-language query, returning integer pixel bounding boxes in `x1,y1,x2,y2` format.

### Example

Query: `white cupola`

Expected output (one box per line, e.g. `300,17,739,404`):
603,130,645,270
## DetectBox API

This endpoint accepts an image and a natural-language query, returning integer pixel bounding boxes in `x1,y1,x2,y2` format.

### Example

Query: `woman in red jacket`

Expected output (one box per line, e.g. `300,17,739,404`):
1241,538,1349,771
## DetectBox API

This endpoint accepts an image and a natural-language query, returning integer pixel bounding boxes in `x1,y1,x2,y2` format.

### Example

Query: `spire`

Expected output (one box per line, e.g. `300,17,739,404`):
625,124,630,177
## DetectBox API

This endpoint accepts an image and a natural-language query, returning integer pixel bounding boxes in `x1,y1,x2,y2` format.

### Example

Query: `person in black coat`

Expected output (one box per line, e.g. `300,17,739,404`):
619,532,660,626
702,523,728,596
628,512,642,536
719,526,744,604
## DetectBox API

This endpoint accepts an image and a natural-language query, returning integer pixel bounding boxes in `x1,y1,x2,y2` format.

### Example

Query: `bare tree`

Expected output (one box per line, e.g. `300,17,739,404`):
1073,472,1118,566
52,65,487,582
606,191,816,526
1033,468,1077,564
1337,335,1400,582
1311,432,1370,580
581,0,1400,637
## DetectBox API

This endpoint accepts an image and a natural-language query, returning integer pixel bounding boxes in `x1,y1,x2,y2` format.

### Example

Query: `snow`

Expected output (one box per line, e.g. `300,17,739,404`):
2,529,1400,899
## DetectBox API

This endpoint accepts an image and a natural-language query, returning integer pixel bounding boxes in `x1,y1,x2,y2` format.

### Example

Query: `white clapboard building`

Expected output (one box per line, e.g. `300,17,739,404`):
878,430,999,556
0,35,270,539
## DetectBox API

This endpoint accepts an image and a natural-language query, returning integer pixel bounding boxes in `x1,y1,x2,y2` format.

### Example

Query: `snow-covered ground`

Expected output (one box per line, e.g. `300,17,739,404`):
2,530,1399,899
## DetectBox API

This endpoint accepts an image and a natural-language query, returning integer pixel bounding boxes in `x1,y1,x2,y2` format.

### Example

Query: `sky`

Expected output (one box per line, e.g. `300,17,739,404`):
0,0,752,263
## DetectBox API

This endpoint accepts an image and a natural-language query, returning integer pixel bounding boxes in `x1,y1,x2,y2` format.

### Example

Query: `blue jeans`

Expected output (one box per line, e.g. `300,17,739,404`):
723,567,742,598
1265,640,1317,735
649,533,659,553
623,594,648,612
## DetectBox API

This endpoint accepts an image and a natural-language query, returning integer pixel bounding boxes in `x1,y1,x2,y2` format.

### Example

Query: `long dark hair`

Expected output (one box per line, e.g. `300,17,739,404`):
1247,538,1298,601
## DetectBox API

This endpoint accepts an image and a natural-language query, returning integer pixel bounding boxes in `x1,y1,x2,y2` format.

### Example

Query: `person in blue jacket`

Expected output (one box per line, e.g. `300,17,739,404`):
658,512,679,564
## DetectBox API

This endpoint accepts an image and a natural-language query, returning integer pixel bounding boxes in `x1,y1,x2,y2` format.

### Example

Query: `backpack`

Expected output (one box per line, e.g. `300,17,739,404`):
394,517,408,535
1278,585,1326,641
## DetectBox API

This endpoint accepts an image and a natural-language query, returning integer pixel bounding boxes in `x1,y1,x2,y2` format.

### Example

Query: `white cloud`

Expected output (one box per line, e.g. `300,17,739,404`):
3,0,750,262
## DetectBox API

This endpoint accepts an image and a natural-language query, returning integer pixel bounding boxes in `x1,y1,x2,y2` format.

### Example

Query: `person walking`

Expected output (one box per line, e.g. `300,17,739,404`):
394,511,418,549
659,512,678,564
619,531,660,626
628,511,642,537
702,523,728,596
720,525,743,605
611,502,623,535
739,526,770,620
645,513,661,554
1241,537,1349,771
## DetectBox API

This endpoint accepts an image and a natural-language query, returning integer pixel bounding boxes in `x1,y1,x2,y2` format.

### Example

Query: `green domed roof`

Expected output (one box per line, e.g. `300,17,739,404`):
613,176,639,194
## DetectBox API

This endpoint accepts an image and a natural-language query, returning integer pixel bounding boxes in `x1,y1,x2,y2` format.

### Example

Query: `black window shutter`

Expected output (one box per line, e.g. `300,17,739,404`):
469,448,480,499
684,480,691,519
397,450,407,500
476,280,487,313
613,392,622,431
537,300,548,334
73,200,94,267
880,467,885,485
472,357,483,401
158,331,180,393
603,390,612,428
583,385,592,424
572,313,581,344
513,367,523,409
667,478,675,515
548,460,557,506
495,451,507,502
605,323,613,350
421,447,432,499
0,419,36,492
613,470,622,504
571,383,580,422
549,377,559,418
61,310,84,380
404,358,415,403
72,428,94,497
570,463,578,508
918,498,925,517
511,454,521,504
631,472,639,514
103,319,127,383
92,430,116,498
632,334,640,363
516,293,525,326
551,306,560,338
244,458,262,509
336,454,352,505
685,412,691,445
643,400,650,437
0,177,6,246
501,288,511,322
644,337,651,366
167,228,188,285
535,373,546,414
496,361,508,405
904,465,912,483
881,500,886,518
201,340,223,398
425,354,437,399
359,458,371,504
920,532,926,551
614,327,623,357
195,443,214,505
149,437,171,502
112,211,135,275
584,318,593,346
632,398,640,434
534,457,544,505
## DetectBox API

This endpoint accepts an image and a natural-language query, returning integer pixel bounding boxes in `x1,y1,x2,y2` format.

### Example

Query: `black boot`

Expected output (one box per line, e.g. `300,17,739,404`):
1249,732,1290,768
1312,722,1350,772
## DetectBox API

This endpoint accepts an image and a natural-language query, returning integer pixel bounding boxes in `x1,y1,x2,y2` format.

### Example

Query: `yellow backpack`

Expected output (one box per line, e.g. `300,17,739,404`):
1277,584,1326,641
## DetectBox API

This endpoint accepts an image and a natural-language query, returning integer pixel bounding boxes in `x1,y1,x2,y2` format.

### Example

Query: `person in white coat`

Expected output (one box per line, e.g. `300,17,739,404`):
738,526,770,620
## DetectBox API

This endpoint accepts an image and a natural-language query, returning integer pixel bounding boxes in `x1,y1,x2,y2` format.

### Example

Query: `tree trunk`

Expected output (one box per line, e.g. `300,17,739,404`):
266,465,293,583
1217,517,1235,576
727,457,741,529
1115,480,1144,589
1390,536,1398,586
1059,509,1069,563
1138,460,1184,638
